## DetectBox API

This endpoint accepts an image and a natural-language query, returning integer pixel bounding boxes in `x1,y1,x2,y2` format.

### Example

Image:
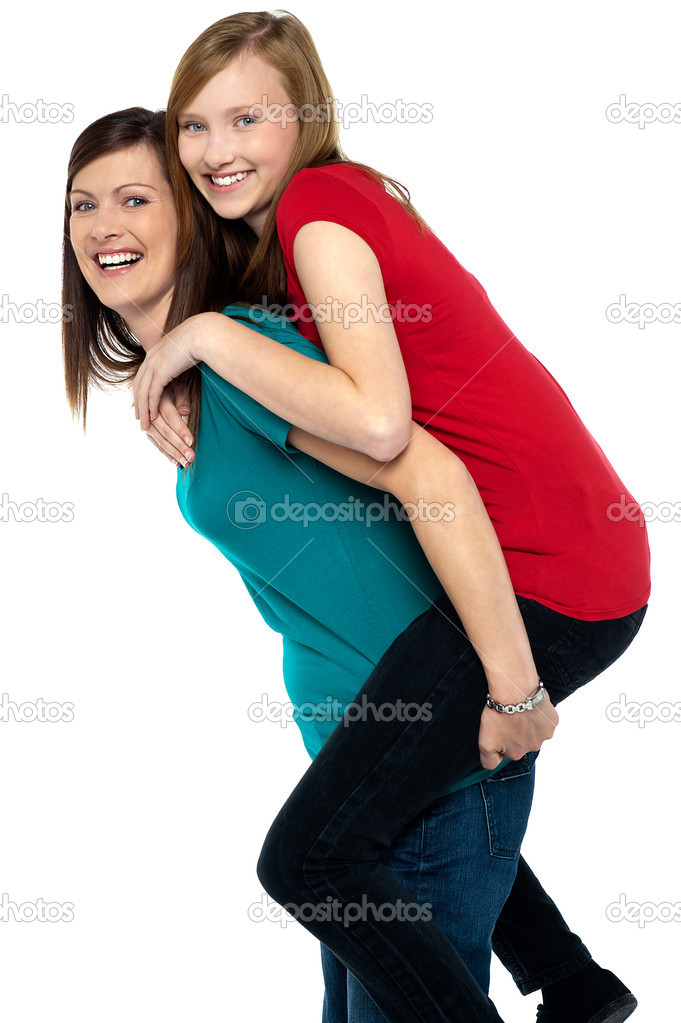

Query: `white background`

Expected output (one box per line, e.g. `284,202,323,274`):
1,1,678,1019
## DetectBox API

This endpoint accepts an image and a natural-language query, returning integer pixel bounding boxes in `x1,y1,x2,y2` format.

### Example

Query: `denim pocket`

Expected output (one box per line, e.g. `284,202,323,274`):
479,751,537,860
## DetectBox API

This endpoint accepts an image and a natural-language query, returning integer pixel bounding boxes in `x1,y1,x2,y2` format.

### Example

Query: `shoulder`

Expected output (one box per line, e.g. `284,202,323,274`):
278,163,391,223
218,304,329,363
198,309,327,452
285,162,383,193
277,165,397,275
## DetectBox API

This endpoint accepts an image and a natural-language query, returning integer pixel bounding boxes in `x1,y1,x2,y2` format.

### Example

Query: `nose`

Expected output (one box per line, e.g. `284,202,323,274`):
90,203,123,242
202,129,236,171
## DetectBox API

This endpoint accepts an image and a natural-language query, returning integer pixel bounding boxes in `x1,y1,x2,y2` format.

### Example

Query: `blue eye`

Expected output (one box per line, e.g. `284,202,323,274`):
72,201,95,213
236,115,257,127
182,122,206,133
124,197,148,208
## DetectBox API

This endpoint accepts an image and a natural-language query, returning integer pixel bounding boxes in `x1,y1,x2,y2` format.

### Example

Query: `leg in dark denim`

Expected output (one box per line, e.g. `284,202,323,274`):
491,856,592,995
259,607,505,1022
257,596,647,1021
489,599,648,994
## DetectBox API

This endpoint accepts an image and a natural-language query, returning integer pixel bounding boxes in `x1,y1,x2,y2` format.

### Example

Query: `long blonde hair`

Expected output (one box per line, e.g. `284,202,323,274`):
166,10,427,308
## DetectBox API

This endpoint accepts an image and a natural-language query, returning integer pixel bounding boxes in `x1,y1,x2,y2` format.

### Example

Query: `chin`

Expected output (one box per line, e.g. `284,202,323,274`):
95,283,136,319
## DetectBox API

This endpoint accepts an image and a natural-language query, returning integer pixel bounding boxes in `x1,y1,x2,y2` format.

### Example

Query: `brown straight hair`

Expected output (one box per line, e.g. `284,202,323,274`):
62,106,231,449
166,10,429,309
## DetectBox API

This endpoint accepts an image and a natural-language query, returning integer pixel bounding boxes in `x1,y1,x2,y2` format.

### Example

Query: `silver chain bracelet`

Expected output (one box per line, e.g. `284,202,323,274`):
486,681,546,715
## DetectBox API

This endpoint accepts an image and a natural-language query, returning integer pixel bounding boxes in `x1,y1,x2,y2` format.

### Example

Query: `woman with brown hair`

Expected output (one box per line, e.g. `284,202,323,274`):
64,101,645,1023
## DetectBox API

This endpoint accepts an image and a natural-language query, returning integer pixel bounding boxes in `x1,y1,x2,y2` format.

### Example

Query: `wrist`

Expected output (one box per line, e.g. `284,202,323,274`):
486,681,545,715
485,670,540,704
191,311,227,365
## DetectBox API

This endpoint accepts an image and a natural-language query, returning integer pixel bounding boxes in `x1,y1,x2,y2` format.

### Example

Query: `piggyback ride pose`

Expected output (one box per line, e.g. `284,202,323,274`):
125,14,649,1021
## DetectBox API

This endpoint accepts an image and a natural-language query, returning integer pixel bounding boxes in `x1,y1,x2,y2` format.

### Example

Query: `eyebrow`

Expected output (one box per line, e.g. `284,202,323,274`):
69,182,160,197
178,104,256,119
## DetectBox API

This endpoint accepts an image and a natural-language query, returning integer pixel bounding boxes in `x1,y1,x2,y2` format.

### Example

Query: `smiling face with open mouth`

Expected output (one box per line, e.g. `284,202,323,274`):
69,144,178,342
177,52,300,238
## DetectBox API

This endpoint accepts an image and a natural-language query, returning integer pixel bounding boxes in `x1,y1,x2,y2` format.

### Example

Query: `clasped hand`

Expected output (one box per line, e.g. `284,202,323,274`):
478,691,559,769
132,321,201,467
132,318,203,429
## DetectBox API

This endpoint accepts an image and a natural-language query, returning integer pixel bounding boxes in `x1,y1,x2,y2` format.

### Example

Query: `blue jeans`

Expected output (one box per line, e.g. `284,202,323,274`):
320,751,538,1022
257,594,648,1023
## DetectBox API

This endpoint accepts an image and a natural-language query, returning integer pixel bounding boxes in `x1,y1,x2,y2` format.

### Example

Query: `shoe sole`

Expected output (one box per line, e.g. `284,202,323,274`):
590,993,638,1023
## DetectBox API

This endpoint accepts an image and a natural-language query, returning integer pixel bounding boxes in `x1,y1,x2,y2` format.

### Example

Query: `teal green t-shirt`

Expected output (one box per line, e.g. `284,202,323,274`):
176,305,507,793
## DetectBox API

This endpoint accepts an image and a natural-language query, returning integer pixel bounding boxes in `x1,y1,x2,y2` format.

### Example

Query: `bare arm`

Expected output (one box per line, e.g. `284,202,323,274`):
133,223,413,462
287,420,558,766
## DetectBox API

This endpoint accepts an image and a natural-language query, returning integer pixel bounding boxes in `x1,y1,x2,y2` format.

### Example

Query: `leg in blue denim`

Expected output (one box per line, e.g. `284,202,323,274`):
259,604,507,1023
258,596,647,1023
321,945,349,1023
321,753,537,1022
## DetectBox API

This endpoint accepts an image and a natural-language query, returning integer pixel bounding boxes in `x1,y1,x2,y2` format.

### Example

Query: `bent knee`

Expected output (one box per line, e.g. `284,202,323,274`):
256,822,311,904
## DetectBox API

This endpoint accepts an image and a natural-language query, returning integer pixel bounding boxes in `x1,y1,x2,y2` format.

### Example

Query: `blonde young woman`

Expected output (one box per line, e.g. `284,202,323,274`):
122,15,648,1023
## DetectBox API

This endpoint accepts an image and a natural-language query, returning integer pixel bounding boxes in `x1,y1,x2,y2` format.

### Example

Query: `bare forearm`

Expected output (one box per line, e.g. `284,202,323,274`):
288,421,539,702
195,313,411,461
404,469,538,702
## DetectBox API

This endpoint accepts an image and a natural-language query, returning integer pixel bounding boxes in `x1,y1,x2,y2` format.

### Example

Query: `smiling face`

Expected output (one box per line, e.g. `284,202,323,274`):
69,144,178,345
177,52,300,237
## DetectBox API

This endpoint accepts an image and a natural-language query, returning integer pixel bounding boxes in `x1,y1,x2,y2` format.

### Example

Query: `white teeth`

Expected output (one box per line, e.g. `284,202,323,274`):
97,252,142,266
211,171,251,186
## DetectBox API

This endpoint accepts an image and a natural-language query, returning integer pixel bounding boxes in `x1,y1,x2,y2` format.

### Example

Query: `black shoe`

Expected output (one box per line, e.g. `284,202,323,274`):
536,968,637,1023
536,997,637,1023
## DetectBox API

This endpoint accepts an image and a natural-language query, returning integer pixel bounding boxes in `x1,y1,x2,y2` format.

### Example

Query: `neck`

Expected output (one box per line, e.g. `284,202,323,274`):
121,293,172,352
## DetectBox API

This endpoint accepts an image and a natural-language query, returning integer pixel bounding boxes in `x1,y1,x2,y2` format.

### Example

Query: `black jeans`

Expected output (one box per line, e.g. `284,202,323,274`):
257,594,648,1023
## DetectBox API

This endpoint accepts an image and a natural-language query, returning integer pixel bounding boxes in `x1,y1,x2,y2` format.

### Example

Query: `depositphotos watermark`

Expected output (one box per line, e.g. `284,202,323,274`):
0,495,75,523
0,694,75,724
0,296,74,324
249,296,433,328
226,492,455,530
247,692,433,729
244,94,434,129
248,893,433,929
605,694,681,727
605,294,681,329
605,94,681,128
0,95,75,125
0,895,75,923
606,894,681,927
605,494,681,526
